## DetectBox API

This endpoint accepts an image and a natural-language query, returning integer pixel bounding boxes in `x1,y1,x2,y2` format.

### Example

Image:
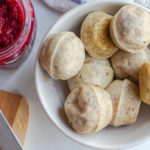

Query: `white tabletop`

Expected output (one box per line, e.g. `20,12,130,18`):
0,0,150,150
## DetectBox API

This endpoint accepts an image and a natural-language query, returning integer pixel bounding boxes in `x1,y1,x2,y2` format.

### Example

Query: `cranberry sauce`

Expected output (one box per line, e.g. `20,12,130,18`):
0,0,24,50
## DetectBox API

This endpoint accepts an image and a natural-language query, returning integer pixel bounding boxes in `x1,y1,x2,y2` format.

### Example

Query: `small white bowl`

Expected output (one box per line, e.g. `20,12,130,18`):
35,1,150,149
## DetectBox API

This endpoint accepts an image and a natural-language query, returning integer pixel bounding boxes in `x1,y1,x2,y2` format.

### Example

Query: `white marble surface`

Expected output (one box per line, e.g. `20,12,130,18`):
0,0,150,149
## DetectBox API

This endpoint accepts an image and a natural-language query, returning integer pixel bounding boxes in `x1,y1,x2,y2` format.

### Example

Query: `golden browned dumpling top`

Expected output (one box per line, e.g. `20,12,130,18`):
139,61,150,105
81,11,118,59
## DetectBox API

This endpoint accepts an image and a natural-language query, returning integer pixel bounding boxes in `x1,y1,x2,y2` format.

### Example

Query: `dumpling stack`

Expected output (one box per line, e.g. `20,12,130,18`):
40,5,150,134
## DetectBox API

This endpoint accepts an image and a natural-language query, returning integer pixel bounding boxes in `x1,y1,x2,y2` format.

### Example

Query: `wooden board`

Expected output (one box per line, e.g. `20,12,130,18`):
0,89,30,146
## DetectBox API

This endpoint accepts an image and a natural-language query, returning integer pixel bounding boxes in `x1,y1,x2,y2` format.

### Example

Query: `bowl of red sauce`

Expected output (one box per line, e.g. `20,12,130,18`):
0,0,36,68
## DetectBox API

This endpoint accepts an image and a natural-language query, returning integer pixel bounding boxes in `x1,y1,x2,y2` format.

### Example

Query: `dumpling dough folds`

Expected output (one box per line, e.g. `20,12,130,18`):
68,55,114,90
64,84,113,134
111,48,150,82
110,5,150,53
40,32,85,80
106,79,141,126
81,11,118,59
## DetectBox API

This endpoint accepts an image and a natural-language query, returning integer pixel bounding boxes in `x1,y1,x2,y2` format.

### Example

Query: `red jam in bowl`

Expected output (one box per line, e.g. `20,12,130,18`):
0,0,24,49
0,0,36,68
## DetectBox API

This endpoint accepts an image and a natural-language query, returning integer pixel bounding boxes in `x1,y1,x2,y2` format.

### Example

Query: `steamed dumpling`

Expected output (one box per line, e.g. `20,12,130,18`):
111,48,150,82
40,32,85,80
68,55,114,90
139,61,150,105
81,11,118,59
64,84,113,134
110,5,150,53
106,79,141,126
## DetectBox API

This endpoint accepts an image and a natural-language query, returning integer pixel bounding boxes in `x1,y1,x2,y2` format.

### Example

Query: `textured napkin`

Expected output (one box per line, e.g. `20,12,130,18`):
43,0,150,13
135,0,150,9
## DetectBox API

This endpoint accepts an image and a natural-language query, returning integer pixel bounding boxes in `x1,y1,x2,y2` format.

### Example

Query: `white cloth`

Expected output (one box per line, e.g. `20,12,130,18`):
135,0,150,9
43,0,78,13
43,0,150,13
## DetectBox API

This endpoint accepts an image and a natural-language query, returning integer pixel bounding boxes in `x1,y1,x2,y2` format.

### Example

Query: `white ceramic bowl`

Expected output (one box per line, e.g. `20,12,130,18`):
35,1,150,149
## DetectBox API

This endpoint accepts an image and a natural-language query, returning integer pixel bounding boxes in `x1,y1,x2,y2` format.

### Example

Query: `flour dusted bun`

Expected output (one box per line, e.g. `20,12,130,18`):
81,11,118,59
68,55,114,91
111,48,150,82
106,79,141,126
110,5,150,53
40,32,85,80
64,84,113,134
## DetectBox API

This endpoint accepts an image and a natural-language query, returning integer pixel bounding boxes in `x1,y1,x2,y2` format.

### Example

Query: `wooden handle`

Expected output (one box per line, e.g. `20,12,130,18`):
0,90,30,146
12,98,30,145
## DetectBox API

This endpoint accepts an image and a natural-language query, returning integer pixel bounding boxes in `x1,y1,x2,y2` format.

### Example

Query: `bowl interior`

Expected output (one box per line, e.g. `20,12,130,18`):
35,1,150,149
